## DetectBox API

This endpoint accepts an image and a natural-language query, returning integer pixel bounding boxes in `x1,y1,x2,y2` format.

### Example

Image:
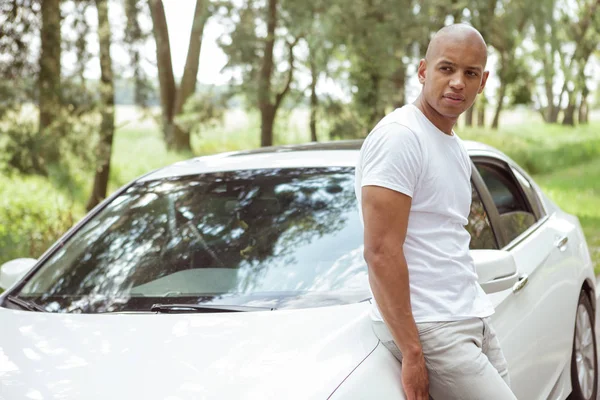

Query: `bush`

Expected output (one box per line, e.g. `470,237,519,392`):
460,123,600,175
0,174,83,266
0,105,99,179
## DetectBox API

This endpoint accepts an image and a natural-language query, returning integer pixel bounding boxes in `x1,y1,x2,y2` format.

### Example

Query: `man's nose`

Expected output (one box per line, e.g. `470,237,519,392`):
449,73,465,90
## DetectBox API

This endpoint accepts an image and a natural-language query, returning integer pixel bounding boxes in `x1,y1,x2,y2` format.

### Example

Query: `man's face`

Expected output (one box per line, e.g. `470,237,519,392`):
418,36,489,119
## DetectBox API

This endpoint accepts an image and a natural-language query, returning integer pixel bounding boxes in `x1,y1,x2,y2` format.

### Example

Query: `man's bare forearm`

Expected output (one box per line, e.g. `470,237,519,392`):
366,249,422,360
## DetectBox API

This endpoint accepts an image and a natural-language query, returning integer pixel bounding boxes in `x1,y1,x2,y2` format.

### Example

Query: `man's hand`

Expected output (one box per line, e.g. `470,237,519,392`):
402,353,429,400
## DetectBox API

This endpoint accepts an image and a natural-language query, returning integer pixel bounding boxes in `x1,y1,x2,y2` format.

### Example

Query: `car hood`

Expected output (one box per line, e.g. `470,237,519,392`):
0,303,376,400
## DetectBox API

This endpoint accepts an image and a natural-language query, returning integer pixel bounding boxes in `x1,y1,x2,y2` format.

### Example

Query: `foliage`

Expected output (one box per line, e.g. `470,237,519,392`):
322,98,367,140
0,174,83,267
175,90,228,139
0,108,99,177
0,0,39,84
325,0,426,129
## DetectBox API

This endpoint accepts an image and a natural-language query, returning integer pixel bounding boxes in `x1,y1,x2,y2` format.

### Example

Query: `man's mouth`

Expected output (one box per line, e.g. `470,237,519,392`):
443,93,465,102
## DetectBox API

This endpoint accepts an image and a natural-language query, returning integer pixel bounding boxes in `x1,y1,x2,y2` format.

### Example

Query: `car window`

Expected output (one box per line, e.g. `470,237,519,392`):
467,183,498,250
14,167,369,313
511,167,546,218
476,162,537,244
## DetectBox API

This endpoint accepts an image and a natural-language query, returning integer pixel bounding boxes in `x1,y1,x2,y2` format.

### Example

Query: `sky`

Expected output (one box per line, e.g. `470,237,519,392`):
162,0,229,85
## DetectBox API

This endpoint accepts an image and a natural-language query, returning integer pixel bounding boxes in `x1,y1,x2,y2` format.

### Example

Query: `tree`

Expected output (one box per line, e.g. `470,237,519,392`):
531,0,561,122
258,0,288,147
124,0,153,109
298,0,331,142
149,0,211,151
529,0,599,124
39,0,62,161
219,0,301,147
560,0,600,125
325,0,437,136
579,9,600,123
1,0,100,177
488,0,532,129
464,0,499,128
308,44,319,142
0,0,39,114
87,0,116,211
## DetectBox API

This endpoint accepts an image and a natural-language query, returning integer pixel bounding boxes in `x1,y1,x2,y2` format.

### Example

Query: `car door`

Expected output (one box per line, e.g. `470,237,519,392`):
470,155,578,400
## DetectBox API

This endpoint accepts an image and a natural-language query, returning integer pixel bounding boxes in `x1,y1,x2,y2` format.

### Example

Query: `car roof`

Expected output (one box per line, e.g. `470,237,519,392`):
139,139,505,182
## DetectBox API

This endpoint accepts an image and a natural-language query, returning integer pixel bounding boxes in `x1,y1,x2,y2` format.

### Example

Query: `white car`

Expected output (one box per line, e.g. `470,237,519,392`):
0,140,596,400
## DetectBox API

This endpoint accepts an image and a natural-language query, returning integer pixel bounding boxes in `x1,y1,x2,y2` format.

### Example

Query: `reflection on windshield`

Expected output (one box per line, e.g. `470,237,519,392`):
14,167,368,313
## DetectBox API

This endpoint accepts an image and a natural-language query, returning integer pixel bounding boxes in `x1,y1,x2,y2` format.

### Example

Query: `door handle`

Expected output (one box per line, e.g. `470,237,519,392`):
555,235,569,251
512,274,529,293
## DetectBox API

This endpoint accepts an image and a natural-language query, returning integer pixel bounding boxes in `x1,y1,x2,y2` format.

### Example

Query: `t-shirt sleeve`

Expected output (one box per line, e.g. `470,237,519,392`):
360,123,422,198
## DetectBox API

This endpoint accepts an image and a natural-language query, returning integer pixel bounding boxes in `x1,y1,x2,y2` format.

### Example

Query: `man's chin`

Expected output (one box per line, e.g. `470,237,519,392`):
435,106,464,120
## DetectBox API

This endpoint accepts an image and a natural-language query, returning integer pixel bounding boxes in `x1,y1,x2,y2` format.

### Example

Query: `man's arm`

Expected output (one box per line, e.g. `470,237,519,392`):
362,185,428,400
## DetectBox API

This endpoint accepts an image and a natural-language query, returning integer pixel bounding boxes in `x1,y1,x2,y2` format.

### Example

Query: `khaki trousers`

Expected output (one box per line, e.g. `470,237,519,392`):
372,318,517,400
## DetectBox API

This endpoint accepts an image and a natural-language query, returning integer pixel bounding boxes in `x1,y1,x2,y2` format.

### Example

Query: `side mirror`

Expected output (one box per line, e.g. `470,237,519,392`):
0,258,37,291
472,250,519,294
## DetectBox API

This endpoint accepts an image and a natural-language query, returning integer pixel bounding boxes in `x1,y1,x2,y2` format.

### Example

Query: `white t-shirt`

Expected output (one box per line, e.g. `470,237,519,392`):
355,104,494,323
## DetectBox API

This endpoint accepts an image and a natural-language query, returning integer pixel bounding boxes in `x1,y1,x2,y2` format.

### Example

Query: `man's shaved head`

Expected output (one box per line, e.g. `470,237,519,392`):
425,24,488,67
414,23,490,134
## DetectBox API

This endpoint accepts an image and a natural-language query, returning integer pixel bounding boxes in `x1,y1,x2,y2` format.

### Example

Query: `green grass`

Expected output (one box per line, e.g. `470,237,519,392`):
192,108,319,155
533,159,600,275
109,109,319,190
459,122,600,176
109,127,191,192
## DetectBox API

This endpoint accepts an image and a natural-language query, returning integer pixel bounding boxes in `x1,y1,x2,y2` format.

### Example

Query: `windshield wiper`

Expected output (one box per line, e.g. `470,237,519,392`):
150,303,275,313
5,295,47,312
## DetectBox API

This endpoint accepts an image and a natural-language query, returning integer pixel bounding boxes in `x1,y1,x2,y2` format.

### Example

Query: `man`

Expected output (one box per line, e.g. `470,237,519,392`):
355,24,516,400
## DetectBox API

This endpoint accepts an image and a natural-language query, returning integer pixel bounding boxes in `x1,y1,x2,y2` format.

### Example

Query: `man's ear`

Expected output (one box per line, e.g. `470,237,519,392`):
478,71,490,94
417,59,427,84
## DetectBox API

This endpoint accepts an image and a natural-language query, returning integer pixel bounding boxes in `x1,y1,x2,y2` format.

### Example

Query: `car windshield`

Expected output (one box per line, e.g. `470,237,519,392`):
11,167,369,313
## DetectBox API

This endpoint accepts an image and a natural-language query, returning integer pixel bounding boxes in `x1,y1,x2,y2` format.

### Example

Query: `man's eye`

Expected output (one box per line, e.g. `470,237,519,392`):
440,67,452,72
467,71,479,77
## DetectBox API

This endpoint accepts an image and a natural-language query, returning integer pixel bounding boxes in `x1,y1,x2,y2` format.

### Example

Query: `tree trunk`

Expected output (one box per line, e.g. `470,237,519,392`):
579,85,589,124
491,82,506,130
368,71,383,128
309,58,318,142
574,49,592,125
87,0,115,211
171,0,210,151
465,105,474,126
149,0,177,147
39,0,61,135
392,62,406,109
258,0,277,147
477,97,486,127
549,105,560,124
255,0,297,146
260,104,276,147
578,97,589,124
562,90,576,126
544,82,556,123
